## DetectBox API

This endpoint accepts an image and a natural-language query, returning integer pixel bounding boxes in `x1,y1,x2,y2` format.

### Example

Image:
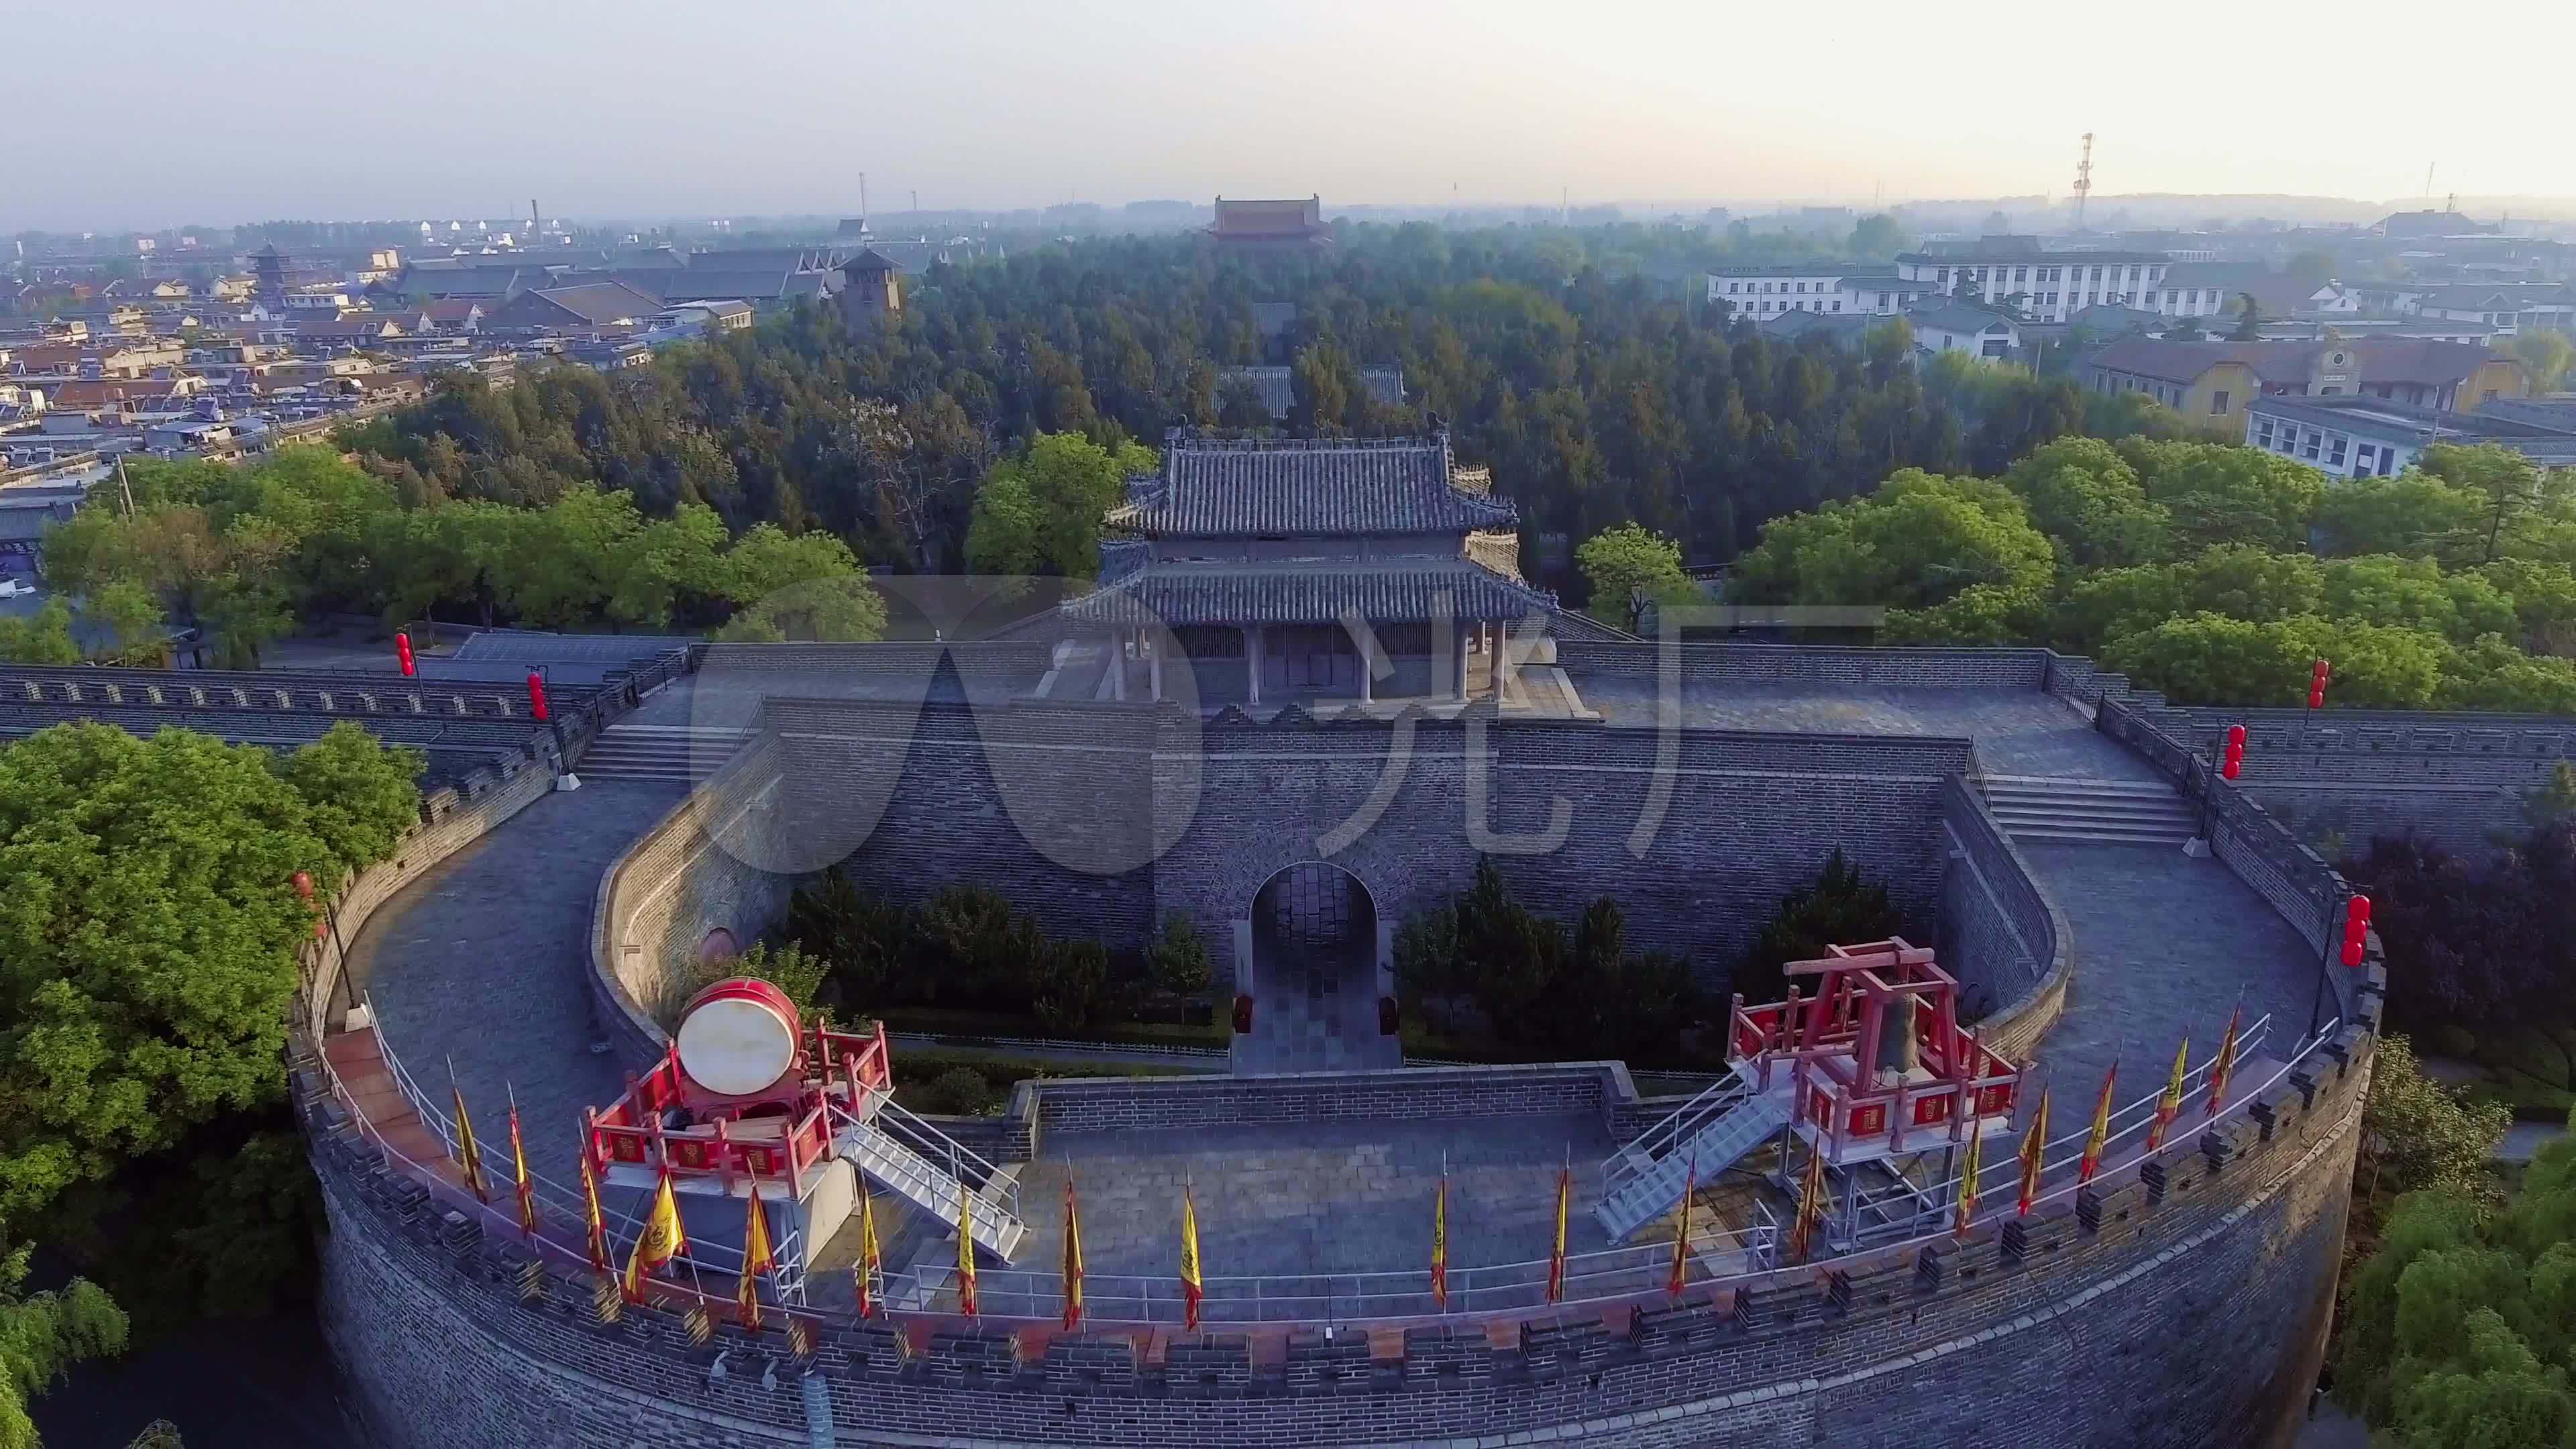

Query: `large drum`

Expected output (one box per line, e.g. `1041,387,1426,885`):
675,977,801,1097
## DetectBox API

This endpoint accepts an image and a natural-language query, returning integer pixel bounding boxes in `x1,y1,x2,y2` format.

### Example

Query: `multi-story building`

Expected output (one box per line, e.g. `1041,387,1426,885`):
2244,394,2576,479
1706,266,1940,321
1894,239,2170,323
2088,337,2530,429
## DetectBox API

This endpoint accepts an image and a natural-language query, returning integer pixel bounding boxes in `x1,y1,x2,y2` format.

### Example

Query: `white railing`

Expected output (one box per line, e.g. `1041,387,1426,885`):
320,996,2343,1332
339,998,804,1301
843,1095,1022,1224
1601,1065,1754,1197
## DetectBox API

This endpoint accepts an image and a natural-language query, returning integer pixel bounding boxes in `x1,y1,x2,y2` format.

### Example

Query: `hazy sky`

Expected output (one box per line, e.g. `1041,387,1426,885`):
12,0,2575,231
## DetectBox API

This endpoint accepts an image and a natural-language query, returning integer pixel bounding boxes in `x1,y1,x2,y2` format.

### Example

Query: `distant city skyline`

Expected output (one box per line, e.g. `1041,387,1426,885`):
9,0,2574,233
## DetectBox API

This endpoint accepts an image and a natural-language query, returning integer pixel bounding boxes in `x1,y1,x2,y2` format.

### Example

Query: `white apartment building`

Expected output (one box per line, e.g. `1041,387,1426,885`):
1893,248,2169,323
1706,266,1939,321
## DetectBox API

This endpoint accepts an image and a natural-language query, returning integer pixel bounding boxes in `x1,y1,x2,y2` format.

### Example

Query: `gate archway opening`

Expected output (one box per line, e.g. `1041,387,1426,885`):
1239,861,1395,1074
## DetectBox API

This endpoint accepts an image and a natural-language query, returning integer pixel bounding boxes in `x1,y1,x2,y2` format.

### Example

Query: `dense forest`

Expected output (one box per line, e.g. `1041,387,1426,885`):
336,223,2194,603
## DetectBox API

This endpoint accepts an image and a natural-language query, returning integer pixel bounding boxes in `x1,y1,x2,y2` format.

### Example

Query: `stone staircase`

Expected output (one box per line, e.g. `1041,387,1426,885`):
1978,773,2198,847
574,724,745,784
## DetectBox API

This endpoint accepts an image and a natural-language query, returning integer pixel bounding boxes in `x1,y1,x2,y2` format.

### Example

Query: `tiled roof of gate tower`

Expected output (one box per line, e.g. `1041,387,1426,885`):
1062,557,1557,627
1110,433,1515,538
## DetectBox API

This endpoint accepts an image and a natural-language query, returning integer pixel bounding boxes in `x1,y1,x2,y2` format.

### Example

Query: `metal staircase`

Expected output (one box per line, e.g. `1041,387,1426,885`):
1595,1065,1794,1244
830,1099,1028,1262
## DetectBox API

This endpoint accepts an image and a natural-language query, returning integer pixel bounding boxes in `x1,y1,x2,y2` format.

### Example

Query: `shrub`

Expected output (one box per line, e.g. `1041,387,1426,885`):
1148,912,1214,997
909,1067,1000,1117
1735,850,1904,1009
1030,940,1113,1032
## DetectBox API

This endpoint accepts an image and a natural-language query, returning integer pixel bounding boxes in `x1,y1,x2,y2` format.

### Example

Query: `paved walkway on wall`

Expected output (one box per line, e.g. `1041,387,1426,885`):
2015,841,2324,1111
1576,678,2327,1114
342,778,686,1187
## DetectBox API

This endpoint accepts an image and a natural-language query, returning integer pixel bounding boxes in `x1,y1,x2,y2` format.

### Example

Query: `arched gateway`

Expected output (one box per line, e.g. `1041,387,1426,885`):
1235,861,1396,1073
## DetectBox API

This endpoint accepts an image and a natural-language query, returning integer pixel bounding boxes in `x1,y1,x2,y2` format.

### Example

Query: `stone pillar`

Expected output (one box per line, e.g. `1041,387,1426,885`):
1148,629,1163,702
1110,630,1127,701
1456,623,1471,701
1245,625,1262,706
1358,633,1373,706
1497,620,1513,692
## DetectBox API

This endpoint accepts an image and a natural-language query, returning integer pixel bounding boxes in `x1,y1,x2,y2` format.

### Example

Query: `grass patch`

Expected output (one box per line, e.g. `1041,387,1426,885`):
889,1049,1197,1116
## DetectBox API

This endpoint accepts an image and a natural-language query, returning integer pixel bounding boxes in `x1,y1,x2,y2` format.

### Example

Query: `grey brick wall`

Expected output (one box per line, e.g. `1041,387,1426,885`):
1558,641,2053,690
1937,777,2070,1063
753,698,1968,977
587,736,806,1069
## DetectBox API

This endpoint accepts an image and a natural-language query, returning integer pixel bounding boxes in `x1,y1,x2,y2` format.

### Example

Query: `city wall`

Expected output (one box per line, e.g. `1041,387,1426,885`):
303,1004,2374,1449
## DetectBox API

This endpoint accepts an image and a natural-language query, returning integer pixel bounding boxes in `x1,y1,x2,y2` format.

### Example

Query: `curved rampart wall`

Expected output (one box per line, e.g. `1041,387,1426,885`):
585,734,803,1065
303,1000,2376,1449
1937,775,2073,1061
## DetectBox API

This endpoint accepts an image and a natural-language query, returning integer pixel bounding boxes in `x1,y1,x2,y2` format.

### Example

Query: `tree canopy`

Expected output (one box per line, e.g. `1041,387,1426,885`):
0,722,421,1234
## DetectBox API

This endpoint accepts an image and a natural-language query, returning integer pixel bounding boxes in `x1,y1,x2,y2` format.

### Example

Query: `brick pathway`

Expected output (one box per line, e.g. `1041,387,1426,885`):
344,779,686,1187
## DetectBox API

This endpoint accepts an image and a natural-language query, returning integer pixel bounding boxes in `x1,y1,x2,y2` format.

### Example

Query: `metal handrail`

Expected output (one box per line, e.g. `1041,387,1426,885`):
855,1095,1022,1222
321,1000,2345,1332
347,998,797,1293
1601,1066,1752,1191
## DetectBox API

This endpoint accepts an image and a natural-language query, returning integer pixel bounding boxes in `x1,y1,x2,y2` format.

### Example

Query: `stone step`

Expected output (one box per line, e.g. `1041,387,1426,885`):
2006,822,2200,845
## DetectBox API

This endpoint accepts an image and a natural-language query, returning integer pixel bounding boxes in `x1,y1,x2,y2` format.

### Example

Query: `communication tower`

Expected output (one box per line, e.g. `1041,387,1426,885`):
2072,133,2095,229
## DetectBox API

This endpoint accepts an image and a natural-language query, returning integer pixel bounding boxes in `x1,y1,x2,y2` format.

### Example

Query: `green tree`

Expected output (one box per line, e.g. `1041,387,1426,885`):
0,722,421,1232
1730,470,2055,612
1996,437,2173,570
2316,472,2490,564
710,575,886,643
1735,851,1903,1011
1575,522,1698,631
2229,296,2265,339
0,601,80,666
718,523,862,606
2505,331,2574,394
962,433,1156,579
2118,439,2324,552
2360,1036,2511,1208
1147,913,1213,997
0,1258,128,1449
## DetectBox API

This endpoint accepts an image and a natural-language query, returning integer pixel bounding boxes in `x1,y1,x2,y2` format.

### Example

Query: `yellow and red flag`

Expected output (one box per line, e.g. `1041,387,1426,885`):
622,1164,687,1301
738,1179,775,1331
1788,1144,1828,1263
2078,1060,2118,1185
2015,1088,2051,1216
854,1177,881,1319
1179,1186,1205,1331
1062,1178,1085,1332
1544,1155,1572,1305
580,1153,611,1271
1666,1155,1697,1297
1953,1119,1983,1237
2204,1006,2243,1119
2147,1037,2190,1150
451,1084,488,1203
1429,1168,1450,1309
506,1092,538,1237
955,1180,979,1318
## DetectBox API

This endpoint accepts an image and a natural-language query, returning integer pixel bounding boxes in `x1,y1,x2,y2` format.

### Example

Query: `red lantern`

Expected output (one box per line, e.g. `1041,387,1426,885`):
2220,724,2247,781
525,672,551,721
2307,657,2330,710
394,631,416,678
1231,994,1254,1034
313,918,329,941
292,869,314,900
2341,894,2373,967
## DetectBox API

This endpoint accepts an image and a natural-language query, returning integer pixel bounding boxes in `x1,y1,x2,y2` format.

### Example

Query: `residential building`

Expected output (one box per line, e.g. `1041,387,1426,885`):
1907,302,2022,359
485,282,663,332
2402,283,2576,336
2245,394,2576,478
2084,336,2529,427
1894,239,2170,323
